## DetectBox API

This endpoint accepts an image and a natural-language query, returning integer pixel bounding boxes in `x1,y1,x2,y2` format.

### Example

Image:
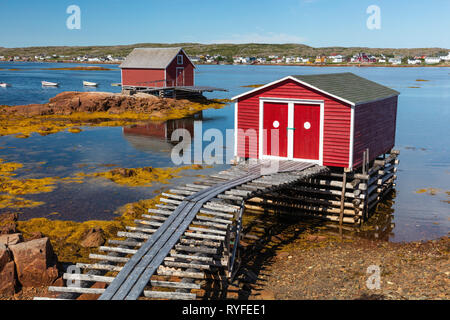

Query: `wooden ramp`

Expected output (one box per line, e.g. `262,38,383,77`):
36,161,326,300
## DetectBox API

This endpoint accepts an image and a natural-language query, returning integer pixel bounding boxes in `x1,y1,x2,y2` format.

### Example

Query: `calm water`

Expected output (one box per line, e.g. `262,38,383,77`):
0,61,449,242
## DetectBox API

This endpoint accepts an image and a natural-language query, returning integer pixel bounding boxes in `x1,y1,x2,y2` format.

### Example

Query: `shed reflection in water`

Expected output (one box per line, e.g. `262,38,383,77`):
122,112,202,156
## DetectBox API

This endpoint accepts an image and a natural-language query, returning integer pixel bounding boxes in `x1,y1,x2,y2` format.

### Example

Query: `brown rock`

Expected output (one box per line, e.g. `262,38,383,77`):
0,212,18,223
0,244,17,295
0,244,9,268
26,232,44,241
0,213,18,235
0,223,17,235
0,91,189,117
9,237,59,287
80,228,105,248
0,233,23,246
0,261,16,296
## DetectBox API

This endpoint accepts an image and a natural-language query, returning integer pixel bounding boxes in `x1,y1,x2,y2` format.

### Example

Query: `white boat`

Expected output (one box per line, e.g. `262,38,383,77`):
83,81,98,87
0,83,11,88
42,81,59,87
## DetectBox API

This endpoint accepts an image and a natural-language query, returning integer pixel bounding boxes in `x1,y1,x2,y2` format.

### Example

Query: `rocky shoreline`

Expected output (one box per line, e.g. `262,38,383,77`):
0,91,227,138
1,207,448,300
0,213,62,296
240,234,449,300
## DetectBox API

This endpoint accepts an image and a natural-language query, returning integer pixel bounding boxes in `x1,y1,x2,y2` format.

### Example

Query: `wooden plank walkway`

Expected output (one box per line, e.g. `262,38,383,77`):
37,160,326,301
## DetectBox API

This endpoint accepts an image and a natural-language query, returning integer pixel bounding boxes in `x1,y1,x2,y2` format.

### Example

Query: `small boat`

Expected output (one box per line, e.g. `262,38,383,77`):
83,81,98,87
0,83,11,88
42,81,59,87
111,83,121,87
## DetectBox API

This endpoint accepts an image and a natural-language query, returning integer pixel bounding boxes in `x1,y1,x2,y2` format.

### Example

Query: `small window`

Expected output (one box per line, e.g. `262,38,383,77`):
177,55,183,65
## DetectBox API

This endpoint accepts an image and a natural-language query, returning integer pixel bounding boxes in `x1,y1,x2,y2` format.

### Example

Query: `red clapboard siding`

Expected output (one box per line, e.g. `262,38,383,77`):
353,96,398,168
122,68,165,87
237,79,351,167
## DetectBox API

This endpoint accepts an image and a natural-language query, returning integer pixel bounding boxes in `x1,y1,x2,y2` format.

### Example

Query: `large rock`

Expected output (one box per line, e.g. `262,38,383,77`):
0,244,16,295
9,237,59,287
0,233,23,246
1,91,186,117
80,228,105,248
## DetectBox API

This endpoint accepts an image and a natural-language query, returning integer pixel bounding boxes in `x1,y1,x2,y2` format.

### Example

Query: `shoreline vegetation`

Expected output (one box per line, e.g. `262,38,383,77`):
0,91,228,138
0,159,209,263
0,89,226,299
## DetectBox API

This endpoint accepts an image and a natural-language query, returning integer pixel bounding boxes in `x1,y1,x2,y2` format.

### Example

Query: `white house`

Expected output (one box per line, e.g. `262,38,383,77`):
425,57,441,64
389,57,402,65
329,55,344,63
256,57,266,64
285,57,295,64
408,59,422,65
439,52,450,61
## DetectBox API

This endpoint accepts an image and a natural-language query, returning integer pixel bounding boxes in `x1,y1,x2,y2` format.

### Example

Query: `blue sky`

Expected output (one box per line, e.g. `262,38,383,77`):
0,0,448,48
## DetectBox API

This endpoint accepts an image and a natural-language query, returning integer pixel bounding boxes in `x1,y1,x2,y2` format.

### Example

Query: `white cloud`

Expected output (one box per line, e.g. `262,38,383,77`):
209,32,306,44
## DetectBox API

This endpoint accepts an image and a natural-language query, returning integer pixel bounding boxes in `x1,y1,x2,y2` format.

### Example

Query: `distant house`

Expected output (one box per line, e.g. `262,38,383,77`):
329,55,344,63
285,57,294,64
407,59,422,65
120,47,195,88
315,56,326,64
351,53,375,63
424,57,441,64
439,52,450,61
389,58,402,65
256,57,266,64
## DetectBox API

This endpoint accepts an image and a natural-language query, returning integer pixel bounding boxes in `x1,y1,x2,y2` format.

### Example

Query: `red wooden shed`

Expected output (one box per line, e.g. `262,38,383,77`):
120,47,195,88
232,73,400,170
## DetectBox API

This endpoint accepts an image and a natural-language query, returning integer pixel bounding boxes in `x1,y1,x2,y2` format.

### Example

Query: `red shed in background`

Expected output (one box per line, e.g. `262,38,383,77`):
120,47,195,88
232,73,400,170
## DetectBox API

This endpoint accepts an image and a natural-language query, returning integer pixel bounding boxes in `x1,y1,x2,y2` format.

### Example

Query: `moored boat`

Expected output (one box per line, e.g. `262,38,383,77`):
0,83,11,88
83,81,98,87
41,81,59,87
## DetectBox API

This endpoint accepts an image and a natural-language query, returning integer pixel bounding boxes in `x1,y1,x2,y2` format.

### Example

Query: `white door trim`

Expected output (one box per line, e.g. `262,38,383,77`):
176,67,184,86
259,97,324,165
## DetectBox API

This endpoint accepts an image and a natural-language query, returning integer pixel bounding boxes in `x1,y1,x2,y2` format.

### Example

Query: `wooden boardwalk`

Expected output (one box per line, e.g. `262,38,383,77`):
35,160,326,300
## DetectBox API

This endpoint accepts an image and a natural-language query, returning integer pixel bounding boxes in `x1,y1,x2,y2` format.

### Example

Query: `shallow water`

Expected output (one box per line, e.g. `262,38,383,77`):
0,62,449,242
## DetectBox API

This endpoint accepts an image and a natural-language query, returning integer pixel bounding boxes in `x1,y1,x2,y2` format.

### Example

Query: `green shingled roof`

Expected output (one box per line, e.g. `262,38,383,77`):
291,72,400,105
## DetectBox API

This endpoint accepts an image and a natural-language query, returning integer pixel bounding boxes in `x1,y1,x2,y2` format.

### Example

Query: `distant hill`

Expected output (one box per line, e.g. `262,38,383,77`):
0,43,448,58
